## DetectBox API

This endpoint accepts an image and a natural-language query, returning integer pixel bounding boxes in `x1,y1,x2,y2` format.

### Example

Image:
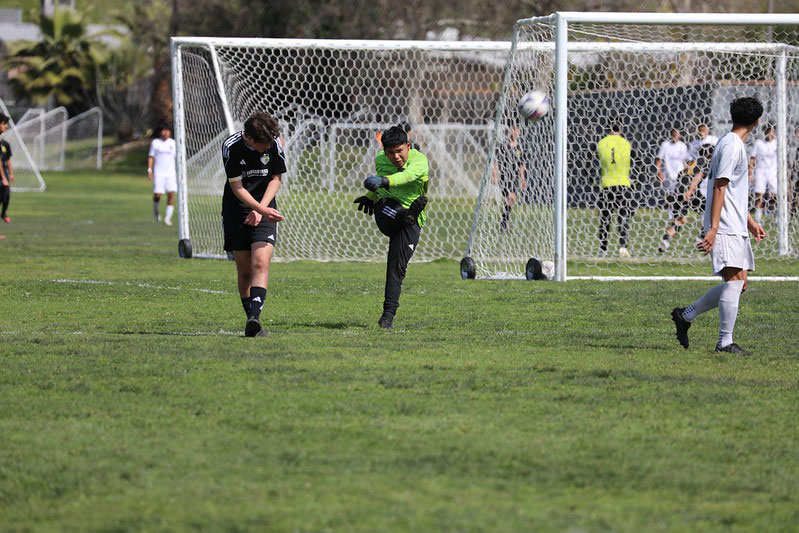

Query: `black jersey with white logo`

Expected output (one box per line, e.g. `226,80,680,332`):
0,140,12,180
221,131,286,219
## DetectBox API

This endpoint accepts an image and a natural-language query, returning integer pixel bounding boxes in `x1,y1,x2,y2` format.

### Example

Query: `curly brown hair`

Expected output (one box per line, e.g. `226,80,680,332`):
244,111,280,143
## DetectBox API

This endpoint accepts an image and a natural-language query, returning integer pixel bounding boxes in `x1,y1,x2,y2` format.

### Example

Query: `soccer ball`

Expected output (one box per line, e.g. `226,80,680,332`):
517,90,550,122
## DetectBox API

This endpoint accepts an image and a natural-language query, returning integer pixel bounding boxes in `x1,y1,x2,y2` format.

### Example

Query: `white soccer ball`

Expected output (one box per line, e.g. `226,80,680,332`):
541,260,555,280
517,90,550,122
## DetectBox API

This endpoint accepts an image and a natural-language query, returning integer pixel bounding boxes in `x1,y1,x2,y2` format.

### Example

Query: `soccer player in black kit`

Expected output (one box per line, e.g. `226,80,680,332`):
495,126,525,231
222,112,286,337
0,114,15,224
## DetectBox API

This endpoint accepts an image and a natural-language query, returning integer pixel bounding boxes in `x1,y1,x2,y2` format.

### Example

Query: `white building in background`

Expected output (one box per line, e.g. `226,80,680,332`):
0,7,125,113
41,0,76,17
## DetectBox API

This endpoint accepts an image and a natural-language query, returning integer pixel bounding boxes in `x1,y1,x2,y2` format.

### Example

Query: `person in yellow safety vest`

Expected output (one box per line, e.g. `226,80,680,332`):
596,123,633,258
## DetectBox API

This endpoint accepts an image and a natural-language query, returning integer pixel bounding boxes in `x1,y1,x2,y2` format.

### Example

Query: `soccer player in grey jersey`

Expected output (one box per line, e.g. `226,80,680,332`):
671,97,766,355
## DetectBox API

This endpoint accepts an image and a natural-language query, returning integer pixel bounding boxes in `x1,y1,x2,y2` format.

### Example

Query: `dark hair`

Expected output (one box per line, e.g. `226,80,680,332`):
400,122,412,133
244,111,280,143
730,97,763,127
381,126,408,149
0,114,9,124
154,123,172,137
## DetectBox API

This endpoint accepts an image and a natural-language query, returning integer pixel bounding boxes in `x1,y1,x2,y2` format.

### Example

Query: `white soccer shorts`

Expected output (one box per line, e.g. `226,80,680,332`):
753,172,777,195
153,172,177,195
711,233,755,275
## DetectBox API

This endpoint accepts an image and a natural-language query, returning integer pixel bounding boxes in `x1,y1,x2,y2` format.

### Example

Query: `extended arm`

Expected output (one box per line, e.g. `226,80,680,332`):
684,171,703,201
147,155,154,181
747,213,766,242
697,178,727,254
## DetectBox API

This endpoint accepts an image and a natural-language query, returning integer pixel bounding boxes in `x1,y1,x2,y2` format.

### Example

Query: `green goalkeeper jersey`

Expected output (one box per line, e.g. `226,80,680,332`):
367,148,429,228
597,134,632,188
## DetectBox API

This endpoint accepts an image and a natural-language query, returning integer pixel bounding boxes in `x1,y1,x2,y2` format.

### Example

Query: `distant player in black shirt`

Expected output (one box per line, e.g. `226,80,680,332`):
658,143,713,253
0,114,14,224
222,112,286,337
494,126,525,231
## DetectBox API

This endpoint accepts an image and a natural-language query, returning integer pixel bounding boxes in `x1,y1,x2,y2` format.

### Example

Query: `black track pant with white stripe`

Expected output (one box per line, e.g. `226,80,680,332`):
375,202,421,316
0,186,9,218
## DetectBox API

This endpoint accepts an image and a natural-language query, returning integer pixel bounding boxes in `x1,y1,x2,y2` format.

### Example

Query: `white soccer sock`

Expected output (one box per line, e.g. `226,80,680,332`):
682,283,726,322
165,205,174,223
153,201,161,220
718,280,745,347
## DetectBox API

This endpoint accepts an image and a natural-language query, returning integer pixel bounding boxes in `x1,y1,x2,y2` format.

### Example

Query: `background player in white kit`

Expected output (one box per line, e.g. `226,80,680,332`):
655,127,689,220
749,125,778,225
147,125,177,225
671,97,766,355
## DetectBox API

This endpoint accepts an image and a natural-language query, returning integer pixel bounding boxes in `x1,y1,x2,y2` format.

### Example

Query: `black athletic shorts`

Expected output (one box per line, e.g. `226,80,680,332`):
668,193,703,219
223,217,277,251
374,198,408,237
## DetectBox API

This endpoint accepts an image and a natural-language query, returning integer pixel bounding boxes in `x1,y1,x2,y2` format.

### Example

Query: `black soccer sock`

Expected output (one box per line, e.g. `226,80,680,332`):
241,297,251,318
0,187,9,217
249,286,267,319
502,204,512,223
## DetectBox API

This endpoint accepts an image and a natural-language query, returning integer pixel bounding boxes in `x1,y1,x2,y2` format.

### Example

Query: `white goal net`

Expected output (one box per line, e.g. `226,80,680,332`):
0,98,46,192
467,13,799,280
63,108,103,170
171,37,509,260
14,106,68,171
10,107,103,172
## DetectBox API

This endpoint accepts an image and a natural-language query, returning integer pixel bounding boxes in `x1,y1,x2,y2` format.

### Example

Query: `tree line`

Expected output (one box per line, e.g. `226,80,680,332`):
2,0,792,140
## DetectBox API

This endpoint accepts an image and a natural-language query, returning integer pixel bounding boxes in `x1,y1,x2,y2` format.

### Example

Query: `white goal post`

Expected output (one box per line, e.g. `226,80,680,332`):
170,37,510,260
466,12,799,281
0,98,46,192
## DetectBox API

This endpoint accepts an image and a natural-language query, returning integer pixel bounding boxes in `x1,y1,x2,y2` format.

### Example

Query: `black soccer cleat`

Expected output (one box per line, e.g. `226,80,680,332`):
404,195,427,226
715,343,752,355
671,307,691,349
378,313,394,330
245,316,267,337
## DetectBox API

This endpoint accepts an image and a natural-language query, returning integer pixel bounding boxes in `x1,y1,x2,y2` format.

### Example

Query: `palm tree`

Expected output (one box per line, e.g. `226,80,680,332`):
4,9,106,111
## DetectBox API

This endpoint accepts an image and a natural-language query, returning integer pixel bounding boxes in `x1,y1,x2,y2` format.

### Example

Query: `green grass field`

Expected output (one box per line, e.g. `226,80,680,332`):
1,171,799,531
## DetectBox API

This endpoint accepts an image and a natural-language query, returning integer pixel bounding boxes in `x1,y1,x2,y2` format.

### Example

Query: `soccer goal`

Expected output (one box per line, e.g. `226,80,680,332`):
13,106,68,171
171,37,510,260
465,12,799,281
63,107,103,170
0,99,46,192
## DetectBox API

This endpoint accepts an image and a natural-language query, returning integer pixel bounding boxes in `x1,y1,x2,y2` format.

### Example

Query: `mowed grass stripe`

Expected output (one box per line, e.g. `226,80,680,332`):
0,171,797,531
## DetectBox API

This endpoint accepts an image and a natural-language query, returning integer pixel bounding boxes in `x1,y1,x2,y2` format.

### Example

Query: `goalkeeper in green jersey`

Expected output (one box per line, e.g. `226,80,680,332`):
354,125,429,329
596,123,633,257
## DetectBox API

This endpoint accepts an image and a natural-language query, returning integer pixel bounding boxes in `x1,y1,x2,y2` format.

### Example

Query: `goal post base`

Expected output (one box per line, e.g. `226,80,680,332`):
178,239,193,259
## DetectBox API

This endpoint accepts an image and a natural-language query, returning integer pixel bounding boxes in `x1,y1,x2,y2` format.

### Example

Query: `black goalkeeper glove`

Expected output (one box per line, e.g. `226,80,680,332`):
364,175,390,192
353,196,375,216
